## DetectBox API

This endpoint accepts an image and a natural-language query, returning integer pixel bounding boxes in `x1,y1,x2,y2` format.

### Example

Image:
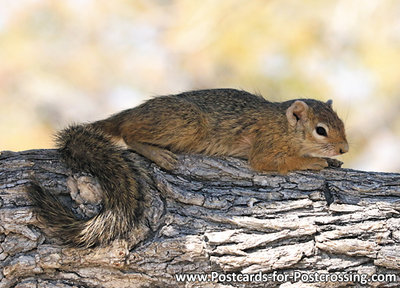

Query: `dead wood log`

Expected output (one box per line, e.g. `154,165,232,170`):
0,149,400,288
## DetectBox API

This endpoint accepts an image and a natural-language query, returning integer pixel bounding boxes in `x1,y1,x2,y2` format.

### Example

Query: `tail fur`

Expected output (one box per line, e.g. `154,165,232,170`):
28,124,140,247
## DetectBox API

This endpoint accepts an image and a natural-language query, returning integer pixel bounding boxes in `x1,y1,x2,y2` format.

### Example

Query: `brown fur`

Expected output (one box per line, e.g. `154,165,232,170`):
28,88,348,246
96,89,347,173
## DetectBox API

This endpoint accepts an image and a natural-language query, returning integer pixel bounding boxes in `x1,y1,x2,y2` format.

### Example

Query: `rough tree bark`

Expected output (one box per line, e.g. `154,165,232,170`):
0,149,400,288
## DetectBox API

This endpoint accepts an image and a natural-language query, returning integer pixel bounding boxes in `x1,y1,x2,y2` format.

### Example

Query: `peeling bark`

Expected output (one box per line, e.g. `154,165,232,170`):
0,149,400,288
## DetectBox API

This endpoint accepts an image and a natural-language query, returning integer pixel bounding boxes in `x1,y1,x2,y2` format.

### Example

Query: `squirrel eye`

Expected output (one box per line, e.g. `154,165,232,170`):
316,126,327,136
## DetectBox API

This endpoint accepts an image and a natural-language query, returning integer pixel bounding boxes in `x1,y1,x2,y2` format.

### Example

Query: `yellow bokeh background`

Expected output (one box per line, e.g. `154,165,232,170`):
1,0,400,172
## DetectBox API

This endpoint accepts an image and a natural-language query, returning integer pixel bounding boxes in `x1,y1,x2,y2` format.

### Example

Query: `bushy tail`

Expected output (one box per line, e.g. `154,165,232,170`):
28,124,140,247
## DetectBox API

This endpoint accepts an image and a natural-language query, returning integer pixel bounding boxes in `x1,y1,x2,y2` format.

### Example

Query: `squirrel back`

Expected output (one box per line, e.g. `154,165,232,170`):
28,88,348,247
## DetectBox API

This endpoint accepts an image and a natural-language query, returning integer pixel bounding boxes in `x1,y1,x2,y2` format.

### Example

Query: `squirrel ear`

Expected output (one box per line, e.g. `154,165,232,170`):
286,100,309,126
326,99,333,107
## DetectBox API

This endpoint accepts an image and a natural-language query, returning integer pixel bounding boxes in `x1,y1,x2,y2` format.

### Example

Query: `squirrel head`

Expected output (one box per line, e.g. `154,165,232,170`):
286,99,348,158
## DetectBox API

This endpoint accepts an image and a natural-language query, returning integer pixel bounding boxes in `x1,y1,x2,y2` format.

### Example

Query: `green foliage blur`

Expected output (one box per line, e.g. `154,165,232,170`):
1,0,399,172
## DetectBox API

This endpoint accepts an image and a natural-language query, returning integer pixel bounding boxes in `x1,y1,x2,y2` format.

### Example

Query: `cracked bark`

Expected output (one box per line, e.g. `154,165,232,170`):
0,149,400,288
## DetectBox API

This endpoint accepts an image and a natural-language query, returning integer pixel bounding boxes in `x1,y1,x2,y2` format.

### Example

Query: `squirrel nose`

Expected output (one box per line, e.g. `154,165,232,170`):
338,142,349,154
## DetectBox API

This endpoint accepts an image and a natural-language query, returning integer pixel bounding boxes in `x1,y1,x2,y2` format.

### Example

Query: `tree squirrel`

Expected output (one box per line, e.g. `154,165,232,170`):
28,88,348,247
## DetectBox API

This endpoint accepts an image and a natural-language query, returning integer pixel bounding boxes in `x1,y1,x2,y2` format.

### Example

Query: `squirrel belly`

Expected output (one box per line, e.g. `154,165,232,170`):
28,125,141,247
28,88,348,247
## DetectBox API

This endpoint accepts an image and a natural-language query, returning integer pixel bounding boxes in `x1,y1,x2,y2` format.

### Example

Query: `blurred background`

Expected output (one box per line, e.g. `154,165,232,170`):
1,0,399,172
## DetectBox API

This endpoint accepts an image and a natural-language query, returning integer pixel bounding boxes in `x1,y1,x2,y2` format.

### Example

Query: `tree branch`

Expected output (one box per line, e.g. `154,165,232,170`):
0,149,399,287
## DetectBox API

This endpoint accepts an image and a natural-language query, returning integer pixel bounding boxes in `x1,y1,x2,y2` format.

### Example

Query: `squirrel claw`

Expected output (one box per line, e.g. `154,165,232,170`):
325,158,343,168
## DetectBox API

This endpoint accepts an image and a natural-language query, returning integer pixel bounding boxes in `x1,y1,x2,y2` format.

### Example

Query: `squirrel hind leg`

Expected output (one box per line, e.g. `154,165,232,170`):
125,140,178,171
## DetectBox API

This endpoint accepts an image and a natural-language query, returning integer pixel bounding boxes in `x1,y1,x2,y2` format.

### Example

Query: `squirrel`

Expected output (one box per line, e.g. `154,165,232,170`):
28,88,348,247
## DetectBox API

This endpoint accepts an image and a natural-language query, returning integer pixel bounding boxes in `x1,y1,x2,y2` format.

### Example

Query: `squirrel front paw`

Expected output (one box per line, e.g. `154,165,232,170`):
325,157,343,168
304,157,329,171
